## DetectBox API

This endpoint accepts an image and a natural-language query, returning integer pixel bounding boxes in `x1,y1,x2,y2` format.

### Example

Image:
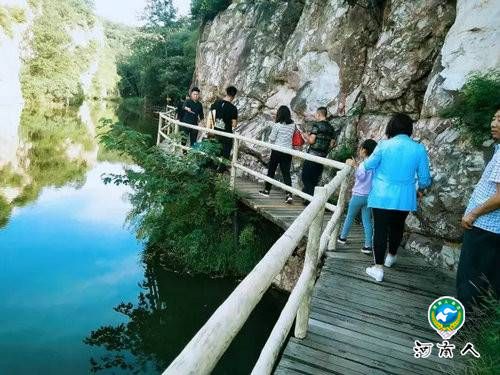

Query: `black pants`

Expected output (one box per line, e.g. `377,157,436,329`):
265,151,292,192
372,208,409,265
182,128,198,146
216,135,233,160
456,227,500,310
301,160,324,196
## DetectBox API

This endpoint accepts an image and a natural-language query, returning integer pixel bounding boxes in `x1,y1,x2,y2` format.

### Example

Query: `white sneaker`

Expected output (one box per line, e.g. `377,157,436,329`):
366,266,384,282
384,254,397,268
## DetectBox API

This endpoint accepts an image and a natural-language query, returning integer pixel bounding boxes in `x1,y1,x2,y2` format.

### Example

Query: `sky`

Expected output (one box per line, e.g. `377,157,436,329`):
94,0,191,26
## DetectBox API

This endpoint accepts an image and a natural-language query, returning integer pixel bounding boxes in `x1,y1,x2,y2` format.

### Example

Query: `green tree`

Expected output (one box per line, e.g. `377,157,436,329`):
21,0,97,106
143,0,177,28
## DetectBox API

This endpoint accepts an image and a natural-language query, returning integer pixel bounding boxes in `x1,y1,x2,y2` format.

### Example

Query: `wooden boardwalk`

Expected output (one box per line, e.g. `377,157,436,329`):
234,177,334,231
275,228,459,375
234,177,459,375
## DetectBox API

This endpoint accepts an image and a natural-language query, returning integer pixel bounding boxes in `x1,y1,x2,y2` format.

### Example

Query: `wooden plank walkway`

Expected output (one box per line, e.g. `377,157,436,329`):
234,177,459,374
275,227,460,375
234,177,333,231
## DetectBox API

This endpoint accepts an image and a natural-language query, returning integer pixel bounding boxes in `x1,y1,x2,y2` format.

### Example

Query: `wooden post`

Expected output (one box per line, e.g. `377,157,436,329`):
230,139,239,189
157,115,163,145
328,179,350,251
294,186,326,339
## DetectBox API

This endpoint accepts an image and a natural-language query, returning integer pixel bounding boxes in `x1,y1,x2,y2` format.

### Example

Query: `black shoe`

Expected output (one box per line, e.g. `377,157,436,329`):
286,194,293,204
361,246,372,254
259,190,270,197
337,236,347,245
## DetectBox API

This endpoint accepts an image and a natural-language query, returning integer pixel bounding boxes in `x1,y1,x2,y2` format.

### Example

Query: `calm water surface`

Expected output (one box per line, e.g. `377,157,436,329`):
0,102,285,374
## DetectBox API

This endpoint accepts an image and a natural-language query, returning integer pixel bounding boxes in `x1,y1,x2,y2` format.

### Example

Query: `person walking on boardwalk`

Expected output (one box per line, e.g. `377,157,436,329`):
259,106,295,204
209,86,238,162
337,139,378,254
301,107,337,200
363,113,432,282
178,87,204,146
456,109,500,309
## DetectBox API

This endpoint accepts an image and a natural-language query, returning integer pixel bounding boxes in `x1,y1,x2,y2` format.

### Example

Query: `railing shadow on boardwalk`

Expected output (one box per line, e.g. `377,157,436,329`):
155,109,461,375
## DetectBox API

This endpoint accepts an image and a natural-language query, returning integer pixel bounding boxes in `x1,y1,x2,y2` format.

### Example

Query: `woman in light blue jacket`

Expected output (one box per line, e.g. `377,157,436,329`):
363,113,431,282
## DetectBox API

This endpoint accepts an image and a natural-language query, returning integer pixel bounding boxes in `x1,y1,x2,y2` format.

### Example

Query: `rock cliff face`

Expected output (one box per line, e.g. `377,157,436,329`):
193,0,500,271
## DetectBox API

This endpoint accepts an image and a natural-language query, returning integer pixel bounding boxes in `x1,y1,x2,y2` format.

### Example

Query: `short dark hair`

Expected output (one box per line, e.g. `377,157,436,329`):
385,113,413,138
276,105,293,124
191,87,200,93
226,86,238,97
317,107,328,118
361,139,377,156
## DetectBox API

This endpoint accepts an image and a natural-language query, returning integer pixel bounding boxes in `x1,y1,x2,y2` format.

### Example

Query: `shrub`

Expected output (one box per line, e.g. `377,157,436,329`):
99,123,279,277
191,0,231,22
441,71,500,147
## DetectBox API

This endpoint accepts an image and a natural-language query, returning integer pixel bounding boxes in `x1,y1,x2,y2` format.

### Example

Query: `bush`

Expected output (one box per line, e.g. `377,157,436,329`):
191,0,232,22
441,71,500,147
99,123,279,276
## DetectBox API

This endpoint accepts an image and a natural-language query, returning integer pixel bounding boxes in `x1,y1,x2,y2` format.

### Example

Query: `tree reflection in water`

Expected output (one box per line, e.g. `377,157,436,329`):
85,260,287,374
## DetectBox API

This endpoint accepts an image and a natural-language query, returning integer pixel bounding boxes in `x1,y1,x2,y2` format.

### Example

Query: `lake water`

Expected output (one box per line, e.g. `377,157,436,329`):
0,102,285,374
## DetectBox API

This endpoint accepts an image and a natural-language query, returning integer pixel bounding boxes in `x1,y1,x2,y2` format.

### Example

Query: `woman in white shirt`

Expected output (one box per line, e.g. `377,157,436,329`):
259,106,295,203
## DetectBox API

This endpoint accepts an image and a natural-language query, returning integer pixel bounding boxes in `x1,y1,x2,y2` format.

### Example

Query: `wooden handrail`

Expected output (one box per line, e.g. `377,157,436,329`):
162,168,351,375
157,109,353,374
158,113,347,170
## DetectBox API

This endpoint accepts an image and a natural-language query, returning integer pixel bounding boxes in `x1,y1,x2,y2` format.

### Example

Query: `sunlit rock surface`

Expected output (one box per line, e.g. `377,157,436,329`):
193,0,500,269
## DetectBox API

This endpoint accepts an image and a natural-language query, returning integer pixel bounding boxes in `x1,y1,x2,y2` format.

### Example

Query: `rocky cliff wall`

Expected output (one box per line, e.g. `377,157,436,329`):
193,0,500,271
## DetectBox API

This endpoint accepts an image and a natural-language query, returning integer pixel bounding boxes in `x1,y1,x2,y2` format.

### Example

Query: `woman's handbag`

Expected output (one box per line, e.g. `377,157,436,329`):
292,125,305,148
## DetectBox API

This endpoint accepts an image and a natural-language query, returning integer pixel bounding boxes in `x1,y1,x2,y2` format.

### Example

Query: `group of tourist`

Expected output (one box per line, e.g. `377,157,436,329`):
177,85,499,309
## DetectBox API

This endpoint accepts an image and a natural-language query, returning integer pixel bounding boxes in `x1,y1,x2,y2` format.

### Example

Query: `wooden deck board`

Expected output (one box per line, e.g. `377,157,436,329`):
234,176,460,375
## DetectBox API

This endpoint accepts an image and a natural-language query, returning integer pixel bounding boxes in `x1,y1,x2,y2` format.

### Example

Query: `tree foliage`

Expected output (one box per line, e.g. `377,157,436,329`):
21,0,97,106
116,0,198,106
441,71,500,147
191,0,232,22
99,124,280,276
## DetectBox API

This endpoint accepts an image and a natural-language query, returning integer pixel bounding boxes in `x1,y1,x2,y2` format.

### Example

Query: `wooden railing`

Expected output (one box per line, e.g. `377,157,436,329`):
156,108,352,374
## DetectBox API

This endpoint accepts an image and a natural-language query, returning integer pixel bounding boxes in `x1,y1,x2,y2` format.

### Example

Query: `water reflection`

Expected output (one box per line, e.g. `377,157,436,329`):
0,161,144,374
1,101,286,374
85,262,286,375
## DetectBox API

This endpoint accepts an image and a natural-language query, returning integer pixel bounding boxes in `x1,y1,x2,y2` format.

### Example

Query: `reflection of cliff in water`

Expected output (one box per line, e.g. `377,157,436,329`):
85,260,286,374
0,99,158,228
0,105,97,228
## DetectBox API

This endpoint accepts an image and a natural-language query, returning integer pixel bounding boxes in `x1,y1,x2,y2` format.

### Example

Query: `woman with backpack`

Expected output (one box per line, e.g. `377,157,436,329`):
259,106,295,204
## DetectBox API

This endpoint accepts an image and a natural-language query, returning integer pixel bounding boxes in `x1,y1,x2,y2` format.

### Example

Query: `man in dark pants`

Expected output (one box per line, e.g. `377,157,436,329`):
457,109,500,310
179,87,204,146
301,107,336,199
210,86,238,160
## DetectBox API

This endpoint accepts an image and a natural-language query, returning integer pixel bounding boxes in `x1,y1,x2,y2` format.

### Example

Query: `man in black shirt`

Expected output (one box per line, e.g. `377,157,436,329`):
179,87,204,146
210,86,238,159
301,107,336,199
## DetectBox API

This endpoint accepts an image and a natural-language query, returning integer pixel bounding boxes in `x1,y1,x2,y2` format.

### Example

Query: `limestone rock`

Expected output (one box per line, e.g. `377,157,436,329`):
362,0,455,114
423,0,500,116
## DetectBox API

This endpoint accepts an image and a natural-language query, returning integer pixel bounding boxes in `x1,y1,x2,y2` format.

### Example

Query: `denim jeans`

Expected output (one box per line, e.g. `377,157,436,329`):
340,195,373,248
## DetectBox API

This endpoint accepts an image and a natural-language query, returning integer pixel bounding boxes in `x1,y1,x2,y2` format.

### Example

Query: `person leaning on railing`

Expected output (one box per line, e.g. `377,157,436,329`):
363,113,432,282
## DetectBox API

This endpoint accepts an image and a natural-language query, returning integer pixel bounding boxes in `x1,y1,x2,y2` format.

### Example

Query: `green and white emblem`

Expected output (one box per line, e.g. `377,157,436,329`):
428,296,465,339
